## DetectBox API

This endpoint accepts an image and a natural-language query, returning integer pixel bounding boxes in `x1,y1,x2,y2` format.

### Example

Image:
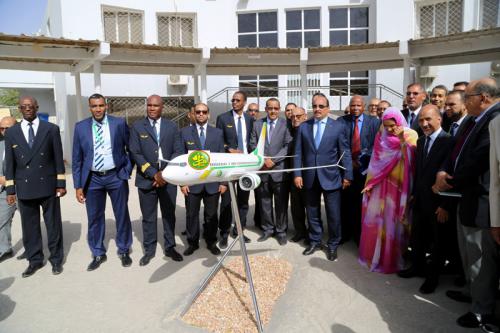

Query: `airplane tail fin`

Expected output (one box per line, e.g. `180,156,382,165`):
251,122,266,158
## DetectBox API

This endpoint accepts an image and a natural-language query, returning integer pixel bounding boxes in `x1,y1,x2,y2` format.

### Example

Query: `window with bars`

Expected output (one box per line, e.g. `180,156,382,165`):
239,75,278,97
329,7,369,45
103,8,143,43
157,14,196,47
286,9,321,48
481,0,500,28
330,71,369,96
417,0,463,38
237,12,278,48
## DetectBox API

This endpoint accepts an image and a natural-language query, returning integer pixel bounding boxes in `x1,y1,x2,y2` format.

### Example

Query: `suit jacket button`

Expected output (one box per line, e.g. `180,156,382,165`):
41,153,44,156
26,165,30,169
155,150,158,153
25,179,28,182
40,177,44,180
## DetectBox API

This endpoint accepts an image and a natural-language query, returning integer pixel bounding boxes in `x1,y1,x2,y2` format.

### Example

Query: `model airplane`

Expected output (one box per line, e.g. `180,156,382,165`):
161,123,345,191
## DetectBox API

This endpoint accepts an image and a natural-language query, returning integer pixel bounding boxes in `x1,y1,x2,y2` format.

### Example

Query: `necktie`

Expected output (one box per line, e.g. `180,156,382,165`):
451,118,475,169
152,119,159,143
199,126,205,149
237,116,244,152
410,112,416,126
423,136,430,159
268,121,274,143
94,122,104,171
28,122,35,148
314,120,323,149
450,122,459,137
352,117,361,160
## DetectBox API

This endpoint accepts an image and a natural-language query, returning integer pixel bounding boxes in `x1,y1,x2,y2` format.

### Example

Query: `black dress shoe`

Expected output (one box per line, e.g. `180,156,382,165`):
119,253,132,267
52,264,63,275
87,255,107,271
446,290,472,303
277,235,287,246
165,247,183,262
257,233,272,242
219,235,228,249
230,227,238,238
22,262,44,278
419,276,438,294
17,251,26,260
303,244,321,256
0,250,13,263
397,266,424,279
457,312,497,329
327,249,337,261
242,235,251,243
207,244,221,255
139,254,154,266
290,234,305,243
183,245,199,256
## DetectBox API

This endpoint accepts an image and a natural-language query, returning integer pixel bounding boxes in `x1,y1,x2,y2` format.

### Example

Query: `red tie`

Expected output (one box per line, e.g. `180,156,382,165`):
352,117,361,160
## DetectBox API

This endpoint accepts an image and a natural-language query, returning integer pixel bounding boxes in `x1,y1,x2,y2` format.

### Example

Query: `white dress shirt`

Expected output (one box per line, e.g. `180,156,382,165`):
232,110,248,153
21,117,40,144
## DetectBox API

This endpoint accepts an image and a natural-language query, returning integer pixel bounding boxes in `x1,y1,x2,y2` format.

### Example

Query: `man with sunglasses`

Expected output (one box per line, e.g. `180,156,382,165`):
403,83,426,136
5,96,66,277
176,103,226,256
216,91,254,247
129,94,184,265
293,93,353,261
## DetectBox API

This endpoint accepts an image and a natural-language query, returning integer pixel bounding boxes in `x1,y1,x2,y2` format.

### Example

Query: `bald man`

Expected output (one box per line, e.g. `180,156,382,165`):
367,98,380,117
0,116,18,262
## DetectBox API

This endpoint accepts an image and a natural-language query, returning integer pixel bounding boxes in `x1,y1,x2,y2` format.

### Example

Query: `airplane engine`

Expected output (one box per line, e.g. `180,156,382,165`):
238,173,261,191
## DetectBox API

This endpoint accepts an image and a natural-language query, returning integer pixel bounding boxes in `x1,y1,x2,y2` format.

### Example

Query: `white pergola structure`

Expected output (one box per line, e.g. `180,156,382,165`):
0,27,499,157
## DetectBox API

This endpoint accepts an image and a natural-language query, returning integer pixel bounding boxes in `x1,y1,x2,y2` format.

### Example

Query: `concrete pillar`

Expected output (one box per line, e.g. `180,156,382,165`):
193,74,200,103
300,48,308,108
93,61,102,93
74,72,85,120
200,66,207,103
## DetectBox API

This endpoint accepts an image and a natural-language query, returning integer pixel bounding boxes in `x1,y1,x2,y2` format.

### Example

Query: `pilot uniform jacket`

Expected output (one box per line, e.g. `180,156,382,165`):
129,117,182,190
176,124,225,194
72,115,131,190
5,120,66,199
249,118,292,182
216,110,254,153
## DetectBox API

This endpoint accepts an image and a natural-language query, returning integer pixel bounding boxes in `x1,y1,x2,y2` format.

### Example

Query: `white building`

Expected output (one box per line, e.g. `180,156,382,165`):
0,0,498,159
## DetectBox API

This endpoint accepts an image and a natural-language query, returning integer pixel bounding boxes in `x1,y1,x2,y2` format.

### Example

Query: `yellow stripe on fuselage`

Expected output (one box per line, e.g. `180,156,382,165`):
199,169,212,180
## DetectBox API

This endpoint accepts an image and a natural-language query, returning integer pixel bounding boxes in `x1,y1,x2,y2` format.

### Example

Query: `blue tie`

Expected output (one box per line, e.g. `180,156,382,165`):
450,122,459,136
410,112,416,126
152,119,159,143
28,122,35,148
199,126,205,149
237,116,244,152
94,122,104,171
314,120,323,149
268,121,274,143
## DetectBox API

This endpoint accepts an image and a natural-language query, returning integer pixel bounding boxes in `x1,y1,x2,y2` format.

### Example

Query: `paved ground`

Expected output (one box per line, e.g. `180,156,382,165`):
0,176,482,333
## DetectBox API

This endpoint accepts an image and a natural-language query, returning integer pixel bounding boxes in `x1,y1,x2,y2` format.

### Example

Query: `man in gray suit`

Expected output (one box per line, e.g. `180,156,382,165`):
0,116,17,262
249,98,292,245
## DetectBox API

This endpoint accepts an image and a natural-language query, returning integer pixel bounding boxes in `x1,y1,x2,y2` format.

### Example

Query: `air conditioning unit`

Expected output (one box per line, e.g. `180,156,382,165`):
419,65,437,78
168,75,189,86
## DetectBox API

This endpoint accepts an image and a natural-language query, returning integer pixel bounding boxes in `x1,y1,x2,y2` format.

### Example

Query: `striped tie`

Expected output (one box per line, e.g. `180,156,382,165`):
94,122,104,171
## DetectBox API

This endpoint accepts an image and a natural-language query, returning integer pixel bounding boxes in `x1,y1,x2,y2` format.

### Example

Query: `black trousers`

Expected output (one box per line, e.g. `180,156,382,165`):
290,182,307,237
18,195,63,266
341,169,366,245
257,179,288,235
185,190,220,246
138,184,177,255
218,185,250,235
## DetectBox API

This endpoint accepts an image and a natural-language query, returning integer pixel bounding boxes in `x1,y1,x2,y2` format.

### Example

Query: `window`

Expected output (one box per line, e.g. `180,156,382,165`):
417,0,463,38
286,9,321,48
239,75,278,97
330,71,369,96
157,14,196,47
237,12,278,47
103,7,143,43
481,0,499,28
329,7,369,45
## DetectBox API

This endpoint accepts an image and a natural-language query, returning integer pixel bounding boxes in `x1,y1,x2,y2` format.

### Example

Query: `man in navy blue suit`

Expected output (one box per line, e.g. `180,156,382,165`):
129,95,184,265
72,93,133,271
340,95,380,245
293,93,353,261
177,103,226,256
215,91,254,247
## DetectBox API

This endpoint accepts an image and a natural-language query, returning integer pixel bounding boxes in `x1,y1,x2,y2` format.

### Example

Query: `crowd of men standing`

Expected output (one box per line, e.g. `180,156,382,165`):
0,77,498,331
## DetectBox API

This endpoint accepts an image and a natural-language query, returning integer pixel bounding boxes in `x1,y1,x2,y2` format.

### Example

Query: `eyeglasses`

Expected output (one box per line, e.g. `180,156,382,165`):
195,110,208,115
406,92,420,96
231,99,241,103
312,104,327,109
19,105,37,110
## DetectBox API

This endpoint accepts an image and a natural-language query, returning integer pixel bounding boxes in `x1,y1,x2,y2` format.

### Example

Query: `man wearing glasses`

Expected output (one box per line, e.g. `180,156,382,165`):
5,96,66,277
177,103,226,256
216,91,254,247
403,83,426,136
246,103,260,120
293,93,353,261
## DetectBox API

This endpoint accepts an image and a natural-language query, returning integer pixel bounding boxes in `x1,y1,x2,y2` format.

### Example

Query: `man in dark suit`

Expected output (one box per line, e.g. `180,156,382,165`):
216,91,254,247
72,93,133,271
433,78,499,329
445,90,469,137
249,98,292,245
340,95,380,245
398,105,454,294
177,103,226,256
293,93,353,261
5,96,66,277
129,94,183,265
402,83,426,136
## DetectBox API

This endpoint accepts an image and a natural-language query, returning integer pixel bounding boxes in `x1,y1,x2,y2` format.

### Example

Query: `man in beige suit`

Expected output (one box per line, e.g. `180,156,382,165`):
490,115,500,244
